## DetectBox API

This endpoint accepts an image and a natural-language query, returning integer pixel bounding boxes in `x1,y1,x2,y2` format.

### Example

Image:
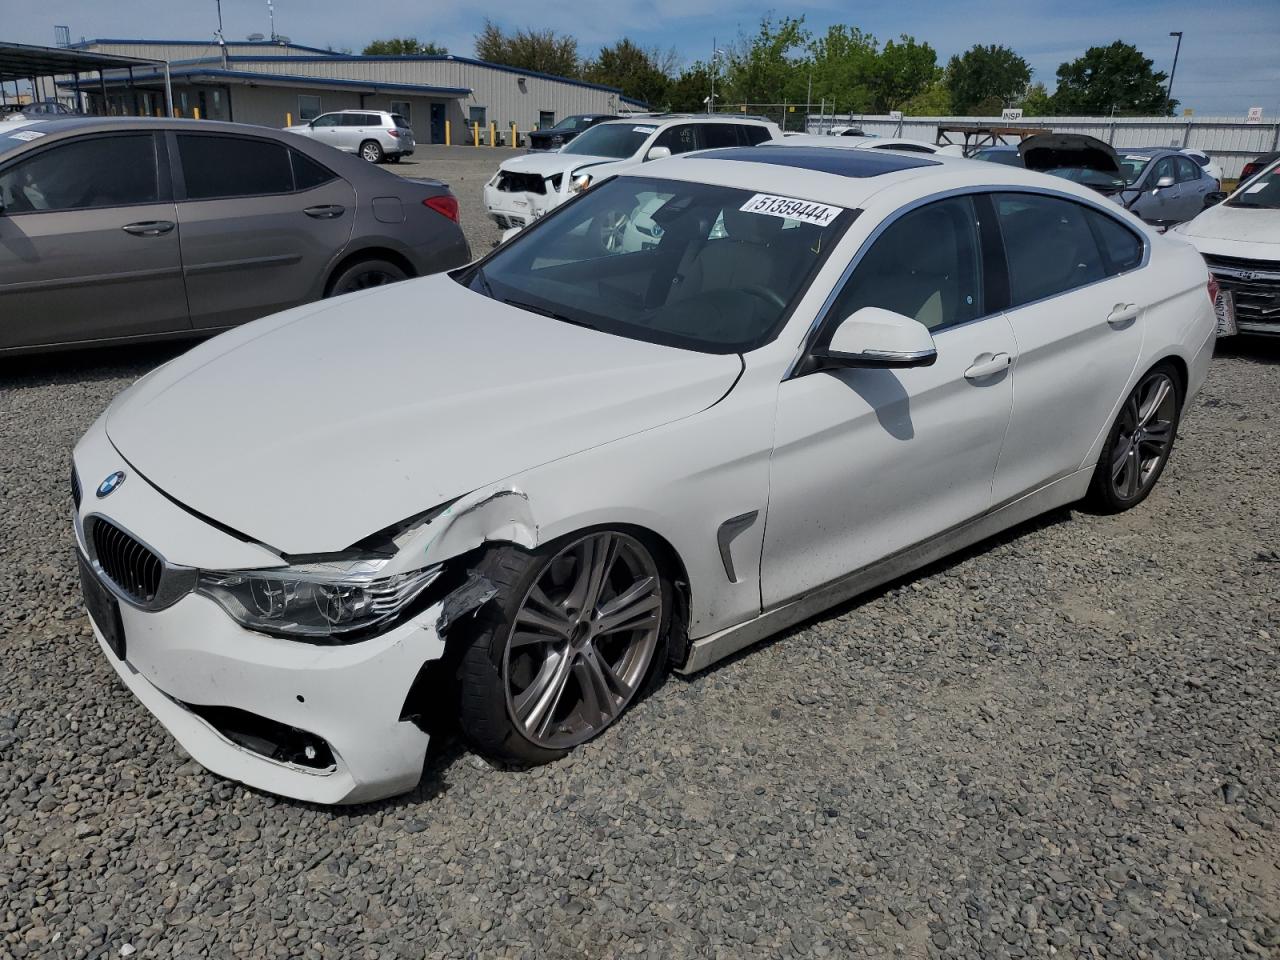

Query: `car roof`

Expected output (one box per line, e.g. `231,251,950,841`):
638,143,1130,214
597,114,773,128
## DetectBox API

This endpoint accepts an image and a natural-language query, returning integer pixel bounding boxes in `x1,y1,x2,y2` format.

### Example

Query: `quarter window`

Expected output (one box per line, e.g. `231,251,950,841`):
177,135,293,199
994,193,1106,306
0,134,159,213
741,125,773,145
828,195,983,332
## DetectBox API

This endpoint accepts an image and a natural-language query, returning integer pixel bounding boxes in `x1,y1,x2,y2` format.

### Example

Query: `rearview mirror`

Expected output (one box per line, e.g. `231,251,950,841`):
1154,175,1175,189
646,146,671,161
812,307,937,369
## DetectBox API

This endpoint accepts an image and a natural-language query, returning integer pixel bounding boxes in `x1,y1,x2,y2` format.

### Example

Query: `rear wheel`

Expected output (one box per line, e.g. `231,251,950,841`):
457,530,669,765
359,139,384,163
1086,363,1182,512
326,258,407,297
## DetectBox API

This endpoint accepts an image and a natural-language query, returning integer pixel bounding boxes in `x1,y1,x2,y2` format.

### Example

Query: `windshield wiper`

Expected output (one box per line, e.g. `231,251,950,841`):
502,297,599,330
470,266,494,297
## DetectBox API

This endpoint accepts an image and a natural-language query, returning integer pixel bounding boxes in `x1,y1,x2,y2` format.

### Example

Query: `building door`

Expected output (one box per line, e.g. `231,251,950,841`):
430,103,446,144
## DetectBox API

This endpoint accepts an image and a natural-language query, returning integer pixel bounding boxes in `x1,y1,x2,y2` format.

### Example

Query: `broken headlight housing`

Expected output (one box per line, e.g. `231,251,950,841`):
196,559,441,640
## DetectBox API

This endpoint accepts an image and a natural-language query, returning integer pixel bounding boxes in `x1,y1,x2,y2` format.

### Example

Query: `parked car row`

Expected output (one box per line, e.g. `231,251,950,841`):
0,116,467,354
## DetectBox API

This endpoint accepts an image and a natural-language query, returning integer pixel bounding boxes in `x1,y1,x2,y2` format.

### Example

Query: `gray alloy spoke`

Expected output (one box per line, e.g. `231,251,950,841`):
594,585,660,636
1125,449,1142,498
509,630,561,649
565,537,598,613
516,604,573,639
1111,440,1132,481
514,652,573,738
1138,379,1171,427
572,656,609,726
583,533,619,615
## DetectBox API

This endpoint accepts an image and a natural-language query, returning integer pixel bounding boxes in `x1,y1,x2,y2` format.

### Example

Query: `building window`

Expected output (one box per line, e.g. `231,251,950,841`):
538,110,555,130
390,100,411,123
298,94,322,122
469,106,487,129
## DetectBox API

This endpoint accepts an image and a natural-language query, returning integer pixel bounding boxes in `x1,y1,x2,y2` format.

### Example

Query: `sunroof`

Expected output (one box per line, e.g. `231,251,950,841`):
694,145,940,177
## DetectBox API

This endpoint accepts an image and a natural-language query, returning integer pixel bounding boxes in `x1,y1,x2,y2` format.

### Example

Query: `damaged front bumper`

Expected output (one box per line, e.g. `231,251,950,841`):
482,179,564,231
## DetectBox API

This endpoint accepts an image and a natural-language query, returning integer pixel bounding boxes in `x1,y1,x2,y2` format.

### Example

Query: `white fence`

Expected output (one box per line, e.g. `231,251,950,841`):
806,114,1280,179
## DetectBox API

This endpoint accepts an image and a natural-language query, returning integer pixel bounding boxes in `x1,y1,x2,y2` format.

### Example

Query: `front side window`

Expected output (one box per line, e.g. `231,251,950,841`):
994,193,1106,306
311,113,339,128
298,95,322,121
459,176,850,353
0,134,159,213
653,124,703,155
827,195,983,332
562,123,655,158
178,134,293,200
1150,156,1177,184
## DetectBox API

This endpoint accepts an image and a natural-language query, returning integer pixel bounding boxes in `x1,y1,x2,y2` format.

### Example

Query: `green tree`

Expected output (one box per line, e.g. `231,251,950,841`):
807,25,879,114
1020,80,1054,116
947,44,1031,114
474,19,580,77
870,35,939,112
1052,41,1175,115
899,77,952,116
362,37,446,56
664,63,713,112
584,40,674,106
723,15,810,106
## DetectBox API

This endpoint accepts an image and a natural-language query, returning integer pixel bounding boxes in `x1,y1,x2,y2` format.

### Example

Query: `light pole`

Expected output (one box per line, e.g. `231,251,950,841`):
707,41,725,115
1167,31,1183,108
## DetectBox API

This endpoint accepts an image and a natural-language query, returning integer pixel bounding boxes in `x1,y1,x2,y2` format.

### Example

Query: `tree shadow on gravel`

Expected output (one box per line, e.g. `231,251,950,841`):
1213,335,1279,366
0,341,192,388
679,506,1076,680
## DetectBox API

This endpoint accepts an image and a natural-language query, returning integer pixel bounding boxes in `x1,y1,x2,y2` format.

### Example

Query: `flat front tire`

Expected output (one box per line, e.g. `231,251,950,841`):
457,531,670,765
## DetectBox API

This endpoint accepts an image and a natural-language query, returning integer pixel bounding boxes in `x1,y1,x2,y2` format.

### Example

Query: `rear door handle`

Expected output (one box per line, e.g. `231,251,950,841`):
304,205,345,219
121,220,175,237
1107,303,1140,326
963,352,1012,381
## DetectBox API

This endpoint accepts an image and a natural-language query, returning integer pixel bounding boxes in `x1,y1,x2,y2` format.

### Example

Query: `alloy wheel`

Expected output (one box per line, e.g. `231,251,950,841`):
503,532,662,750
1109,371,1178,501
361,142,382,162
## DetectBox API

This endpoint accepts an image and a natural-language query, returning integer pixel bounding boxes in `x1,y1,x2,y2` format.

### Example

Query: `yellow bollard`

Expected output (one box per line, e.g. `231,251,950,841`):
193,106,200,120
286,112,292,127
489,121,496,147
511,122,517,148
444,120,451,146
473,122,479,147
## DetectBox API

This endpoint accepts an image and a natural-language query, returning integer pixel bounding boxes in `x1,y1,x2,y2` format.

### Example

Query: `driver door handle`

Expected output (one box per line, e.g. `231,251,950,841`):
304,204,345,219
1107,303,1140,326
963,352,1011,381
121,220,175,237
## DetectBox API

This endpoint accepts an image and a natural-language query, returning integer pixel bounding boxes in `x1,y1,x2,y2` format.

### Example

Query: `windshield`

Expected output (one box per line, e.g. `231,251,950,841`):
554,115,594,131
457,176,851,354
1046,166,1126,192
1117,154,1152,186
1227,164,1280,209
562,123,655,158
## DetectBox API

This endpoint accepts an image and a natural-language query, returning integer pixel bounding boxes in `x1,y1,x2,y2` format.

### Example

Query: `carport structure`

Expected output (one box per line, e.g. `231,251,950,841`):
0,41,173,116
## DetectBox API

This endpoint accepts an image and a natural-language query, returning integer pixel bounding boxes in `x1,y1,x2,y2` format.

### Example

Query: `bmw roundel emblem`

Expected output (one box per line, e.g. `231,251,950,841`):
96,471,126,498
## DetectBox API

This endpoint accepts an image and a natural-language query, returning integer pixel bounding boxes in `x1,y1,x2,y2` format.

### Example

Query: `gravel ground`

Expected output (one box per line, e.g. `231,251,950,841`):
1,157,1278,958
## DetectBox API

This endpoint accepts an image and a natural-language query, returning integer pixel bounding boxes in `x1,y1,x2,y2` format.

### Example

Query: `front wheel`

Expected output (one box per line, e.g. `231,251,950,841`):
359,139,384,163
457,530,670,765
1085,364,1182,513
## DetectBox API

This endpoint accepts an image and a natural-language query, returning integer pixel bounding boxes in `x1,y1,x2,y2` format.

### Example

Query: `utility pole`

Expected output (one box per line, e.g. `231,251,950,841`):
1167,31,1183,108
215,0,227,68
806,71,812,133
708,37,716,114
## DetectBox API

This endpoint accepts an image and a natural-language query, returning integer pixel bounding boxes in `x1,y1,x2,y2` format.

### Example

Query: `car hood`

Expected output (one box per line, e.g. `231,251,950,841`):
105,275,741,555
1176,202,1280,245
1019,134,1122,177
498,151,624,178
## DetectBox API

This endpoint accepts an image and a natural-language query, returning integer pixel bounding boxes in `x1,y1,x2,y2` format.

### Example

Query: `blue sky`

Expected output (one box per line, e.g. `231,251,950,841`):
10,0,1279,116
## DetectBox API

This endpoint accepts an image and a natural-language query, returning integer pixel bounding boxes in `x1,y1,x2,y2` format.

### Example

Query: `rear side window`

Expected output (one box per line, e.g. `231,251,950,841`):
0,134,159,212
1086,210,1144,275
291,150,337,190
178,134,293,199
994,193,1106,306
700,124,741,149
340,114,362,126
741,125,773,145
828,195,983,332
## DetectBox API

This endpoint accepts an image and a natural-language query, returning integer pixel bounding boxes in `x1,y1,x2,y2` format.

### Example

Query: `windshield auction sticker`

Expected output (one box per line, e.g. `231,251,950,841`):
8,130,45,142
740,193,842,226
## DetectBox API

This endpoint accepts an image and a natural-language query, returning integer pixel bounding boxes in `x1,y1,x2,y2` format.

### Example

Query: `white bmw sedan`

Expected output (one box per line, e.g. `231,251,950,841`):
74,146,1217,803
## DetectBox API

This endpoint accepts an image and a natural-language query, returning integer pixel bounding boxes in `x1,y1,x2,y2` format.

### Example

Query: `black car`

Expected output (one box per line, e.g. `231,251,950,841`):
1239,152,1279,187
526,114,618,151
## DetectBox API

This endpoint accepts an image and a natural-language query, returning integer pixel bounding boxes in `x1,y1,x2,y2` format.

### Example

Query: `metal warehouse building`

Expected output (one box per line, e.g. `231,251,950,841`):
62,38,646,144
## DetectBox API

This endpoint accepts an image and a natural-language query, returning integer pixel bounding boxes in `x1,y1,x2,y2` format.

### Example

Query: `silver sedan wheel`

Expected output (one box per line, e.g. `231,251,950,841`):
503,532,662,750
1110,371,1177,500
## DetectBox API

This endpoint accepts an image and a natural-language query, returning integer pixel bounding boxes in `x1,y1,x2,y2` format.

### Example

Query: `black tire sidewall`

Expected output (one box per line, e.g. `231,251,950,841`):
327,259,407,297
1088,363,1183,512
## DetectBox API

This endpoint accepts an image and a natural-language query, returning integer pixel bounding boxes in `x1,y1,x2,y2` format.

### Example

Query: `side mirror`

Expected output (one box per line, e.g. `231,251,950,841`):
645,145,671,161
812,307,937,369
1154,175,1175,189
1204,191,1228,207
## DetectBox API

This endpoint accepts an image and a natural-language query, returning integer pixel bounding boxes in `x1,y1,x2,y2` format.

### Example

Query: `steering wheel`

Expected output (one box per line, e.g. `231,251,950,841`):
740,284,787,311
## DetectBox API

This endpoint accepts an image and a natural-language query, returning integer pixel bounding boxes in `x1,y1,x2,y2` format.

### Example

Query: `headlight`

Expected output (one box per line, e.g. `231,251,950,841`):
571,173,592,194
196,559,441,639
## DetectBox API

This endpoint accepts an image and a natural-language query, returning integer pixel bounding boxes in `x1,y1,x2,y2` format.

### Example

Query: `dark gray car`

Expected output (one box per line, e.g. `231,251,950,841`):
0,117,469,354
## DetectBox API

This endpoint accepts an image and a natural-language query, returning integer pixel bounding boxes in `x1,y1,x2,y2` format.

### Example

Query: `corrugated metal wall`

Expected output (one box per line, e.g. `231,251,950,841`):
81,40,332,63
806,114,1280,178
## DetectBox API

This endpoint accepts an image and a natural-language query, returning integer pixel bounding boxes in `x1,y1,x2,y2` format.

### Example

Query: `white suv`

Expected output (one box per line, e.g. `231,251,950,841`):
285,110,415,163
483,115,782,232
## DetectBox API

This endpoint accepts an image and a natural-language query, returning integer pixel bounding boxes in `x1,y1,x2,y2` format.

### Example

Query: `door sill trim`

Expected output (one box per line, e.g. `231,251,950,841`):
677,468,1092,674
